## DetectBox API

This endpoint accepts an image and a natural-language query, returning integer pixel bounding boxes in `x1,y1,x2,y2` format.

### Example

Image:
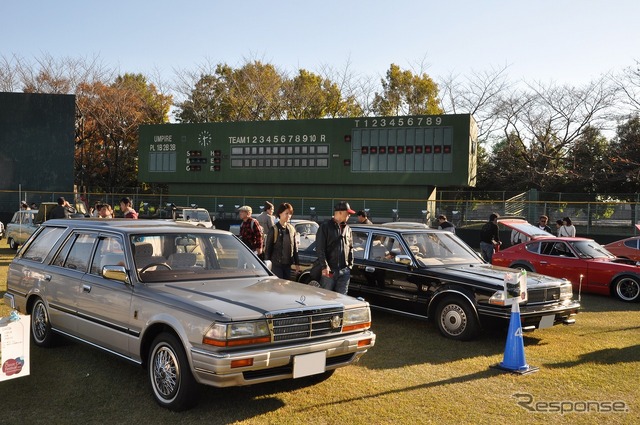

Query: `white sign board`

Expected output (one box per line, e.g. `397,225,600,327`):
503,271,528,305
0,313,30,381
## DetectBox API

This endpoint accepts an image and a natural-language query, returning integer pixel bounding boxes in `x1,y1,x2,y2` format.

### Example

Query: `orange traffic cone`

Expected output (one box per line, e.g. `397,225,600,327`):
492,301,539,374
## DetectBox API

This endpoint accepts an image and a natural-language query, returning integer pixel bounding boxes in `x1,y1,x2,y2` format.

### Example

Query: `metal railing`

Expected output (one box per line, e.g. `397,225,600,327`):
2,189,639,236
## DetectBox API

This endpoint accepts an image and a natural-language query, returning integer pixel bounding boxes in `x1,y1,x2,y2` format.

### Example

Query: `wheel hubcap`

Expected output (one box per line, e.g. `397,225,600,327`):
441,304,467,335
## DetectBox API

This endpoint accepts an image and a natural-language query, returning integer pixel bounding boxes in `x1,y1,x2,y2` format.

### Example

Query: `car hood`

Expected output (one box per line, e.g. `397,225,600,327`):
498,219,555,239
436,263,569,290
152,277,361,321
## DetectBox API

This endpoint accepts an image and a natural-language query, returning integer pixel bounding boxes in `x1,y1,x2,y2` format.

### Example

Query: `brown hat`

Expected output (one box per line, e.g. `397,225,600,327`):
335,201,355,214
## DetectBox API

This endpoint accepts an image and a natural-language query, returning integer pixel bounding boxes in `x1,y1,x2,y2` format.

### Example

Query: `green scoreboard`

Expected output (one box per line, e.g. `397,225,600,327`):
138,114,477,200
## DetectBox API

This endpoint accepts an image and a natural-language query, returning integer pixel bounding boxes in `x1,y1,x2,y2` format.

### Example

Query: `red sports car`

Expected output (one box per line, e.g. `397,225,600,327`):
604,235,640,262
492,220,640,302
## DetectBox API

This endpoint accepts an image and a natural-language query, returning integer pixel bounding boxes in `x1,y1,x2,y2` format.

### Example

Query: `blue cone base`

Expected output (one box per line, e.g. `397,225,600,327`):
491,363,539,375
491,305,539,375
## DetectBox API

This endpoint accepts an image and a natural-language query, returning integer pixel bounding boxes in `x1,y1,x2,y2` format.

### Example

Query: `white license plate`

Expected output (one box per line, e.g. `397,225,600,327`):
539,315,555,329
293,351,326,378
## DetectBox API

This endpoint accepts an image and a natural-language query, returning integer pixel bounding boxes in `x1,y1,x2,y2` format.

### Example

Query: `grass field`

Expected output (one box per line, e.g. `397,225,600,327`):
0,246,638,424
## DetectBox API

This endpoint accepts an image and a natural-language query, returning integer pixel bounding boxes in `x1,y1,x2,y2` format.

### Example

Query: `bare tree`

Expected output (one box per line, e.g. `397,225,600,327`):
611,59,640,115
438,64,512,143
488,76,618,189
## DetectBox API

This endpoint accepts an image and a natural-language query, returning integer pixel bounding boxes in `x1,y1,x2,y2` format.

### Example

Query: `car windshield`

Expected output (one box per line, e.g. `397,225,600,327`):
189,211,210,221
401,232,484,266
568,240,616,259
132,232,269,282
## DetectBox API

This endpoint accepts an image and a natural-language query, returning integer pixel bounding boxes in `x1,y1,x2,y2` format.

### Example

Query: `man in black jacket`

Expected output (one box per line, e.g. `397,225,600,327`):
48,197,75,220
479,213,501,262
315,201,355,294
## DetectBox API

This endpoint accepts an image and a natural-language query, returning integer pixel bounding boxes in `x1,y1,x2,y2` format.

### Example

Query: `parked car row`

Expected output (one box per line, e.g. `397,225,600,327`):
4,213,638,412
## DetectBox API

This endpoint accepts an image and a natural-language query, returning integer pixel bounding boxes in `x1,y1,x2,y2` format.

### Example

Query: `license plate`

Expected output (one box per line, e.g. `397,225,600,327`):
539,315,555,329
293,351,326,378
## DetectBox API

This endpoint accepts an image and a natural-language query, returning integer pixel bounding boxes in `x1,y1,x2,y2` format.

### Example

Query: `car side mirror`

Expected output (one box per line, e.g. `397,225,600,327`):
394,254,413,266
102,265,130,284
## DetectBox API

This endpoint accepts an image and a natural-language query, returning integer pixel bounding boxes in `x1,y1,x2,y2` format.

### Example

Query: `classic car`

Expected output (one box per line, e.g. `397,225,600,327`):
379,221,430,229
492,220,640,302
290,219,318,250
6,209,39,249
604,235,640,262
295,225,580,341
175,207,215,228
4,219,375,411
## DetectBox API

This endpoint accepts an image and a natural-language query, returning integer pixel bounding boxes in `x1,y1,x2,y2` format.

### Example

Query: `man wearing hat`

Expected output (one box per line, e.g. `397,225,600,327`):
315,201,355,294
238,205,264,256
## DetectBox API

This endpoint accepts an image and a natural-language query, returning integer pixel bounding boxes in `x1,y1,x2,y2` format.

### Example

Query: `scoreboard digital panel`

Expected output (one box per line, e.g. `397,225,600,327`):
138,114,477,197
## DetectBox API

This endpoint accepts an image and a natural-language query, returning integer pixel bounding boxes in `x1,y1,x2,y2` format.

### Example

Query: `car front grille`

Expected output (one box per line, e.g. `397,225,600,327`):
268,306,344,342
526,287,561,304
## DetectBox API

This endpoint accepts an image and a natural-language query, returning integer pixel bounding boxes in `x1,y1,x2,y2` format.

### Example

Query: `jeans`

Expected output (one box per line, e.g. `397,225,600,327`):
480,241,495,263
320,267,351,294
272,263,292,281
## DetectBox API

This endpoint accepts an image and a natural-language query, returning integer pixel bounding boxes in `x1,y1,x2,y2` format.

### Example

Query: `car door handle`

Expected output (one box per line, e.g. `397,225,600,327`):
540,261,548,265
365,266,376,273
82,284,91,293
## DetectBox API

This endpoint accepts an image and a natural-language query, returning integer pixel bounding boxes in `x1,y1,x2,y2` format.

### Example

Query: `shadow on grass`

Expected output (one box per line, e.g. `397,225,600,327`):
577,293,640,313
359,310,545,370
0,339,292,424
294,368,502,413
547,344,640,369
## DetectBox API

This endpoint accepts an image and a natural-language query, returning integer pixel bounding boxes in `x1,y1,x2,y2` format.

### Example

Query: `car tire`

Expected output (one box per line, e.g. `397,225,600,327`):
8,238,18,250
148,333,198,411
613,276,640,302
435,296,479,341
31,298,56,347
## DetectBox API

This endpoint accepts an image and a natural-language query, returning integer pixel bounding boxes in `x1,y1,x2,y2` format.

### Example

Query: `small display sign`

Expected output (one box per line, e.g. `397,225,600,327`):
0,312,30,382
503,270,528,305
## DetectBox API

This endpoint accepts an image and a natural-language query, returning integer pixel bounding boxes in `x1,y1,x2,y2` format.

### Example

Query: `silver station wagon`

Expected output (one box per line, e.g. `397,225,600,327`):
4,219,375,411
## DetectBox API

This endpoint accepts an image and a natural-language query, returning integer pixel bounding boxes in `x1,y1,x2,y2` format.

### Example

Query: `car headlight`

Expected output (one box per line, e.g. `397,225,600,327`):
560,281,573,299
342,307,371,332
203,321,271,347
488,291,507,306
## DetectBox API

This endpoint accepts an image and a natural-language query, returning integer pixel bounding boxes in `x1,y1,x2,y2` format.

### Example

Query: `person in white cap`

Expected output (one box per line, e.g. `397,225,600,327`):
315,201,355,294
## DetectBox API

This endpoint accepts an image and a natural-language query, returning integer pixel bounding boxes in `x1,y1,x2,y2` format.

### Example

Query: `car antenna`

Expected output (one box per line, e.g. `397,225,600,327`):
578,274,583,302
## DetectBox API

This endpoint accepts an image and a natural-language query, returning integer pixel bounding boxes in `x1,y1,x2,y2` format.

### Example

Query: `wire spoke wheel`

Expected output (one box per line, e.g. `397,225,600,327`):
148,333,197,411
30,298,55,347
152,345,179,399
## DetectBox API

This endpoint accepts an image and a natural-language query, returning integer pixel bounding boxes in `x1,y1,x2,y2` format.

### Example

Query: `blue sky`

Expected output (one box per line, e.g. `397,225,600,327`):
3,0,639,89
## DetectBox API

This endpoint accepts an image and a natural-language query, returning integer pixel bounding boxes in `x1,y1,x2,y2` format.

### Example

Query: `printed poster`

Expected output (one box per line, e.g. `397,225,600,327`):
0,313,30,381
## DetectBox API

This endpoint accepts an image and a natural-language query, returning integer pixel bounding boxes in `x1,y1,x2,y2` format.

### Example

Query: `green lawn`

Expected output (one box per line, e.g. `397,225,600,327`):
0,246,638,424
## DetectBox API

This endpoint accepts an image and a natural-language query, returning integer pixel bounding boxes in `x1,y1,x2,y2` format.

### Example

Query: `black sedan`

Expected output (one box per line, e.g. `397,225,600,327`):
296,225,580,340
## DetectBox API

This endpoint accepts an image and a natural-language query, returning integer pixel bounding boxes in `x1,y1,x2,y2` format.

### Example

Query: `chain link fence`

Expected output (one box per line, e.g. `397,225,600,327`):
2,189,639,237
